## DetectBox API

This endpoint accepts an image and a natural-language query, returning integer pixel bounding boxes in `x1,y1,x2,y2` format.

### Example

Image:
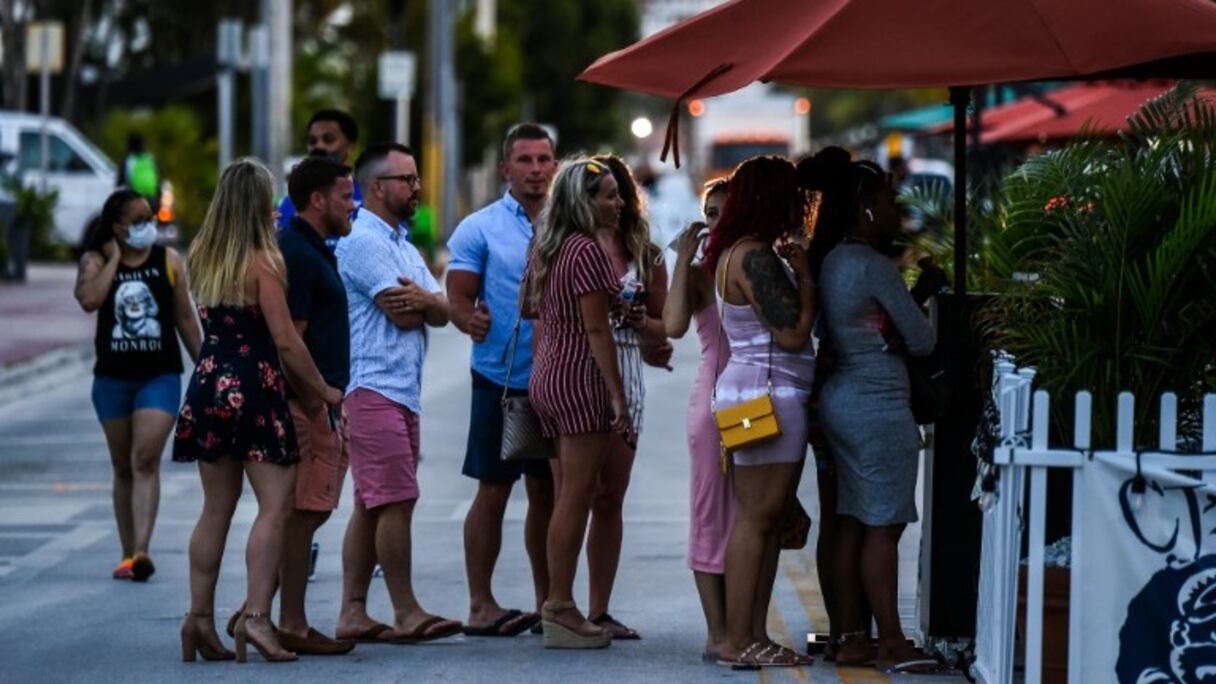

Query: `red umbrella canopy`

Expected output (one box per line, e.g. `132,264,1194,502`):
579,0,1216,96
931,82,1216,145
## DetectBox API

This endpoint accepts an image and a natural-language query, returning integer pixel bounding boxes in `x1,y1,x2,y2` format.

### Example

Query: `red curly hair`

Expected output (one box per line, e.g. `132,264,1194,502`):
702,155,806,273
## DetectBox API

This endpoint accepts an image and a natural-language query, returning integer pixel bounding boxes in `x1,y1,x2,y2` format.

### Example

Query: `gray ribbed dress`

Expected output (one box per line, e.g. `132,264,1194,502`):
817,243,935,526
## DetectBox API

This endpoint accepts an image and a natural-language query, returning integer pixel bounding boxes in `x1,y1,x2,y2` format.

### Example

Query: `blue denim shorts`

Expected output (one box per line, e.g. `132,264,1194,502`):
462,370,551,483
91,373,182,422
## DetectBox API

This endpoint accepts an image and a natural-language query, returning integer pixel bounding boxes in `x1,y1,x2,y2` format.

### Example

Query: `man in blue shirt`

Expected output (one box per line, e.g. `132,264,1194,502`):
446,123,556,636
275,156,356,655
334,142,461,643
277,109,362,233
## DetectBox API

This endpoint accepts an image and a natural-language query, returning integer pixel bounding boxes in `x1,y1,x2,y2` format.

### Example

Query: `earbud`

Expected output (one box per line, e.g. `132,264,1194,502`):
865,209,874,222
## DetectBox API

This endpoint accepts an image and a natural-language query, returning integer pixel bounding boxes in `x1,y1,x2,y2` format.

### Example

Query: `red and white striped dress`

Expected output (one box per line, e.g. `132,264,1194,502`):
528,232,621,437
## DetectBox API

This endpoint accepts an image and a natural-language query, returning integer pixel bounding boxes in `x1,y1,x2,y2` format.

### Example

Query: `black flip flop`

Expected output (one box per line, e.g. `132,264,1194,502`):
461,609,538,637
590,612,640,640
338,623,394,643
390,616,463,644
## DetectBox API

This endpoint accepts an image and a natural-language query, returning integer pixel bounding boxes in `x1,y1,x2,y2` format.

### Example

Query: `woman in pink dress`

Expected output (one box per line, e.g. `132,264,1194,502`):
662,178,733,659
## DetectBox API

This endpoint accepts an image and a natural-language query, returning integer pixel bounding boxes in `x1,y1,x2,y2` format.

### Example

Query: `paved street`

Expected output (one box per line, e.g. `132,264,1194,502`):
0,323,961,683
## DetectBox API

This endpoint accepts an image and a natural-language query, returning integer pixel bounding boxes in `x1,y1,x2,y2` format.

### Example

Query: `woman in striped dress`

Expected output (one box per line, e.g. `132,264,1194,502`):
578,154,668,640
527,158,629,649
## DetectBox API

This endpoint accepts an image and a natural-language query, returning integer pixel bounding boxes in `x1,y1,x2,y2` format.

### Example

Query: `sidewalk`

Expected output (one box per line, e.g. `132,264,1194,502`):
0,263,93,368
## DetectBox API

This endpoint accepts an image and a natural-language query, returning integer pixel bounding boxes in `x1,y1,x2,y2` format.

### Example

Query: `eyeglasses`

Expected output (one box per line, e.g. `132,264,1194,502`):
377,174,421,187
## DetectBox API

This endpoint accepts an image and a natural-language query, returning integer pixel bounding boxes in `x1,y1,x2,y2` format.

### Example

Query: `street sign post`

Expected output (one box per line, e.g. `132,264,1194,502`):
26,21,64,192
378,51,416,145
216,19,245,170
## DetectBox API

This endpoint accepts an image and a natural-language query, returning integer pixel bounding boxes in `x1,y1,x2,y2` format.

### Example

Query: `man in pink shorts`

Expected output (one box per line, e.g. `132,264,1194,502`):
273,156,359,654
333,143,462,644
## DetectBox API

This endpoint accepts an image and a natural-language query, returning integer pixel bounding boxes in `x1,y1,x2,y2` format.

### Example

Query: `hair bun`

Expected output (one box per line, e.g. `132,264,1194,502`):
796,146,852,192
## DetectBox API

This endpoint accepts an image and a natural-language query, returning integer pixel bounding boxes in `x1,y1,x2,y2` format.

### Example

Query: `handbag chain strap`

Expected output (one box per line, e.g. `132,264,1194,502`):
710,241,774,414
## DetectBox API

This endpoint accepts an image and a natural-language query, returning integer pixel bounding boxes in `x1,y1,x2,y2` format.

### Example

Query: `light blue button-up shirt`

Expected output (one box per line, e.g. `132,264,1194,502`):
336,209,441,414
446,190,535,390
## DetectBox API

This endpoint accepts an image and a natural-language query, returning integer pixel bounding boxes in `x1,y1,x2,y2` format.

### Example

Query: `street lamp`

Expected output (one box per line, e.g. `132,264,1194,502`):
630,116,653,139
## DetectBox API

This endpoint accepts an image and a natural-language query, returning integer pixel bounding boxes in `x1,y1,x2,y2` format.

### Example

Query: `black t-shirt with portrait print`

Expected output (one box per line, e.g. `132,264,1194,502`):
93,245,183,380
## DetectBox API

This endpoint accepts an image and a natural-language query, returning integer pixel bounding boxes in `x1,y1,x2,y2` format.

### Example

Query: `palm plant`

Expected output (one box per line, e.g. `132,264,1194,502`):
979,83,1216,445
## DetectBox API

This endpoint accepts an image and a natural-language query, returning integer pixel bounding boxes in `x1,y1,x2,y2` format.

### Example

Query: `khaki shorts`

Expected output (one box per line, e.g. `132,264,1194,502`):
288,399,348,512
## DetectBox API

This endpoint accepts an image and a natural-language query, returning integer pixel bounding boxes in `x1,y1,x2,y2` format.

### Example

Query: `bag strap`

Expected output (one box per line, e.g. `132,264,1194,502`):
710,242,775,413
502,264,533,404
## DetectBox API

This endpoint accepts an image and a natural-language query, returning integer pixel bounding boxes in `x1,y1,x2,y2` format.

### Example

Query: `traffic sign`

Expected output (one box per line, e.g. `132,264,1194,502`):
378,51,417,100
26,22,64,73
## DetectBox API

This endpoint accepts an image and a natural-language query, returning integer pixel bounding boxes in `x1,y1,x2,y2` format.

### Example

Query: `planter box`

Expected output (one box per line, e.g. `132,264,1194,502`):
1016,566,1071,684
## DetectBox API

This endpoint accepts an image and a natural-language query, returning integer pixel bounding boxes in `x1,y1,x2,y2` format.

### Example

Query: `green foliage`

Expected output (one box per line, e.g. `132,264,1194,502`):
95,106,218,239
5,178,64,261
978,85,1216,445
499,0,640,154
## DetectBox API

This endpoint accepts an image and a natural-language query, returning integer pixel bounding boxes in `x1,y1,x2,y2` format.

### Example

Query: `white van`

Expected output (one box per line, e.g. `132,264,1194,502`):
0,111,118,246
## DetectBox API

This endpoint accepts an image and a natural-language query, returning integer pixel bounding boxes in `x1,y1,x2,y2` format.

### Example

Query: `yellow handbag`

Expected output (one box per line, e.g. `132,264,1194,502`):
711,243,781,469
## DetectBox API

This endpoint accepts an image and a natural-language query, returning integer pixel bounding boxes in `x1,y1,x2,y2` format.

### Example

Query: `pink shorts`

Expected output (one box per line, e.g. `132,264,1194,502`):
345,388,420,509
288,400,349,512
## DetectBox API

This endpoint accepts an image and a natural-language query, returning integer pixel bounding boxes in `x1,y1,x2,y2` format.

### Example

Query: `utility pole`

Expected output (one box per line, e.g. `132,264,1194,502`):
472,0,496,209
266,0,292,188
216,19,243,171
425,0,458,238
249,24,268,163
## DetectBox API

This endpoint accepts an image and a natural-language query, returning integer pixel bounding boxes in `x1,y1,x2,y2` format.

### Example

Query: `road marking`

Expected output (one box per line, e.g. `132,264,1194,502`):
0,435,106,447
1,523,108,577
0,502,91,525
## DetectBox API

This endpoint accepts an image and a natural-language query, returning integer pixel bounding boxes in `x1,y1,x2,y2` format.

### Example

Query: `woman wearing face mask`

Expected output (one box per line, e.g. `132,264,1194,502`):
74,188,203,582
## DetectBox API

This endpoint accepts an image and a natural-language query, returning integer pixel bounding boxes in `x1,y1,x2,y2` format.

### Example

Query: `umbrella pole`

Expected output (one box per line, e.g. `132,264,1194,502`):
949,86,971,295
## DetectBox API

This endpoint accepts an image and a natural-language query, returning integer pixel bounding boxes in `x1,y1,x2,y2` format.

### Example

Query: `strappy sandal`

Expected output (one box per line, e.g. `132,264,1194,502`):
540,600,611,650
180,612,235,662
589,612,640,640
716,641,765,670
764,642,813,666
834,631,877,667
876,644,945,675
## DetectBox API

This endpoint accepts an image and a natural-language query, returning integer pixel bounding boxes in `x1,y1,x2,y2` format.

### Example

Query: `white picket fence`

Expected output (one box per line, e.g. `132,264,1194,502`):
971,358,1216,684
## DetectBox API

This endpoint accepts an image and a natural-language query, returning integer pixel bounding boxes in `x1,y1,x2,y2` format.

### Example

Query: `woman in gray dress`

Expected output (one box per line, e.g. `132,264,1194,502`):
812,159,942,674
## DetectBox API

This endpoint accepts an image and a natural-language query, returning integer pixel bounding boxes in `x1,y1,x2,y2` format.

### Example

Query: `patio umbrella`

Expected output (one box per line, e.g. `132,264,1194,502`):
938,81,1216,146
578,0,1216,293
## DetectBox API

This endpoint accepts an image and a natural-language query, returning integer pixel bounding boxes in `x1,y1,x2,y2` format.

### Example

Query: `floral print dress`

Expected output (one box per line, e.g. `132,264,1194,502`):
173,305,299,465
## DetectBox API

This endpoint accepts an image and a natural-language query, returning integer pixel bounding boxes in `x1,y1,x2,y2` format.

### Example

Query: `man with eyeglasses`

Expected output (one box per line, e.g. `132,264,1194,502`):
334,142,462,644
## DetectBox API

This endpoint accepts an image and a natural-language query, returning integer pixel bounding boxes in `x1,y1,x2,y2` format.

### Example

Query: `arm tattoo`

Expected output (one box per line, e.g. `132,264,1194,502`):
742,248,800,329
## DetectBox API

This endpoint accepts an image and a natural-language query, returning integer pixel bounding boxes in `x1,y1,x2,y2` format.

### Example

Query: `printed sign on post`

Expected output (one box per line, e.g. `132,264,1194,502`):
378,51,416,100
26,21,64,73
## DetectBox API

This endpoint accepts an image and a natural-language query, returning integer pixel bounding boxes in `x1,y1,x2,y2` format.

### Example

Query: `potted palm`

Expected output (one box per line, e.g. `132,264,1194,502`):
903,84,1216,680
980,83,1216,445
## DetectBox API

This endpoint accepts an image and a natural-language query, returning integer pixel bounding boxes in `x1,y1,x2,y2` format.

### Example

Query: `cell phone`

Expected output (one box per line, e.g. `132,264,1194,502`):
327,406,339,432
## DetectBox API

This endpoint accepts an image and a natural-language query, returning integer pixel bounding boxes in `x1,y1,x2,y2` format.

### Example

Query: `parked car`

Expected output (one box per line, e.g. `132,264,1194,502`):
898,157,954,234
0,111,177,247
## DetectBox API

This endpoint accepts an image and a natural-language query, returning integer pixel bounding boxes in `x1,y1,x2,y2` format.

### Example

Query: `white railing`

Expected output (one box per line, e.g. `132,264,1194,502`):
972,360,1216,684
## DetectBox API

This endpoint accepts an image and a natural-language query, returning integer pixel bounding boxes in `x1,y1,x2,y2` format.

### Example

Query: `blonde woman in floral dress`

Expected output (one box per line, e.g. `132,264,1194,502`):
173,159,343,664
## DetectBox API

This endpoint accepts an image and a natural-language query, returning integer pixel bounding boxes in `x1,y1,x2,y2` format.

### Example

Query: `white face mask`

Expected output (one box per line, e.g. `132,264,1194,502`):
123,221,157,249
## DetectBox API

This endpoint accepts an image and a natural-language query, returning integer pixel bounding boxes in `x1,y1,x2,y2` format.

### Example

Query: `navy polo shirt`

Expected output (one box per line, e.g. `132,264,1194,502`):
279,216,350,392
